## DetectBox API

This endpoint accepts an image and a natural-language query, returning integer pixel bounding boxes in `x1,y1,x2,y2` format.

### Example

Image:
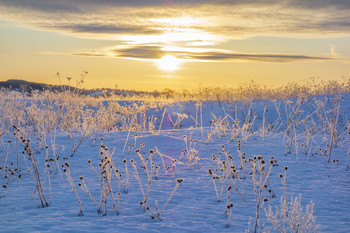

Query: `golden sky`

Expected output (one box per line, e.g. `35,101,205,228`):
0,0,349,91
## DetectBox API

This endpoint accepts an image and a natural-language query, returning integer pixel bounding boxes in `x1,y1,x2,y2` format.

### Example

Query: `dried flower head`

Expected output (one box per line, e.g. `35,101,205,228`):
176,178,184,183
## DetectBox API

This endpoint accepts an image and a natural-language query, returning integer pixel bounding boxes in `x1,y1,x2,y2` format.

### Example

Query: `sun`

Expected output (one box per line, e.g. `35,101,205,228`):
157,55,181,71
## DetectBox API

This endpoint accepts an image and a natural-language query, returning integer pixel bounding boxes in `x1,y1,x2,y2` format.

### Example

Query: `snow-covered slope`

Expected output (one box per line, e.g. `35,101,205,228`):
0,93,349,232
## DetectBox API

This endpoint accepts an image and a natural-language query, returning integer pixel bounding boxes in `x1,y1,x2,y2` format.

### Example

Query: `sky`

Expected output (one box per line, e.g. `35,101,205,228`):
0,0,349,91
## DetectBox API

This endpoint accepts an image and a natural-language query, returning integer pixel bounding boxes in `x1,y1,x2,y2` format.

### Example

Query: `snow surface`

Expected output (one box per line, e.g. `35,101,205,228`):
1,94,350,232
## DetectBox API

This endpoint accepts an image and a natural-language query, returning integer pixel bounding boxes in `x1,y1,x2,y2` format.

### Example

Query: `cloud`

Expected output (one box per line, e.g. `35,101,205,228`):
112,46,165,59
330,44,337,56
1,0,349,65
1,0,350,10
188,52,333,63
46,24,159,35
0,0,350,41
72,45,334,63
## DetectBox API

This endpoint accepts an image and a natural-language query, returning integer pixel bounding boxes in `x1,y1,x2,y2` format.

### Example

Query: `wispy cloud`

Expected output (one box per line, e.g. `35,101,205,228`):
330,44,337,56
188,52,333,63
1,1,350,40
71,45,334,63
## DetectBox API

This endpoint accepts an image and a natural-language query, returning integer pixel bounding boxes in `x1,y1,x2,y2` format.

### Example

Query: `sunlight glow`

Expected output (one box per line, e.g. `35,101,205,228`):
121,31,218,45
150,17,204,27
157,55,182,71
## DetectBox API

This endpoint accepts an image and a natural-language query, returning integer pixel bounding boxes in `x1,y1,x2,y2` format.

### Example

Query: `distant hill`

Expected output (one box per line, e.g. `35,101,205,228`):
0,79,71,92
0,79,164,97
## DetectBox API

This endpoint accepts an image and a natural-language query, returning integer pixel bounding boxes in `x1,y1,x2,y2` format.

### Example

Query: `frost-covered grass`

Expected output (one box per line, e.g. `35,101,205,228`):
0,88,350,232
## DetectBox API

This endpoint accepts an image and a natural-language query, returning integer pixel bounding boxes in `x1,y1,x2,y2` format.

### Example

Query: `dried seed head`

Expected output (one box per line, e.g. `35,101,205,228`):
79,176,84,180
88,159,91,164
284,166,288,171
78,182,82,187
177,178,184,183
263,197,269,202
